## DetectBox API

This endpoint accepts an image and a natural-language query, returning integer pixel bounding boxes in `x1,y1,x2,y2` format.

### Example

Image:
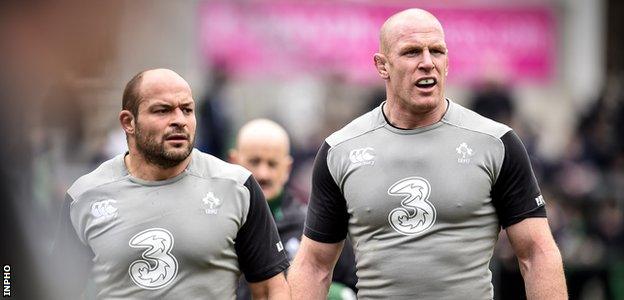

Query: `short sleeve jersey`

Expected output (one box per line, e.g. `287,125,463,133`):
305,100,546,299
62,149,288,299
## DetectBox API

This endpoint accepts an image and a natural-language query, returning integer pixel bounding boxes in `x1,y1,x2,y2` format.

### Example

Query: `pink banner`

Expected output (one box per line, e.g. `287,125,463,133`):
199,1,556,84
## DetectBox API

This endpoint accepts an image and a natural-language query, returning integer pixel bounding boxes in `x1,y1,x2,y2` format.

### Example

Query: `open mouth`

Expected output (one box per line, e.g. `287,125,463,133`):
415,78,437,89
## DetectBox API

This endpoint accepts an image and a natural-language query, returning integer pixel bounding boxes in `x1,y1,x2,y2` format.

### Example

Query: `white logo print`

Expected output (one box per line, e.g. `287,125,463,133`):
535,195,545,207
456,142,474,164
128,228,178,290
91,199,118,220
276,241,284,252
349,147,375,166
388,177,436,235
201,192,222,215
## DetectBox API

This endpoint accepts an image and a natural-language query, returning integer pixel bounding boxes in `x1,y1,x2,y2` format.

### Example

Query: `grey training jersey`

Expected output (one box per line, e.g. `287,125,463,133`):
57,149,288,299
305,100,546,299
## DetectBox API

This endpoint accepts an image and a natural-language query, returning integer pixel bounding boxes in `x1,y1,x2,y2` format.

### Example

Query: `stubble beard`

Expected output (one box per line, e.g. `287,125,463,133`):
135,125,194,169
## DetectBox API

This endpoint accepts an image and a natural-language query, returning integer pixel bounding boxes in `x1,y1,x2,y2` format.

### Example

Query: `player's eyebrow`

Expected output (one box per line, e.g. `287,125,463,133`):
149,100,194,108
149,102,173,109
399,42,446,52
400,44,422,51
429,44,447,52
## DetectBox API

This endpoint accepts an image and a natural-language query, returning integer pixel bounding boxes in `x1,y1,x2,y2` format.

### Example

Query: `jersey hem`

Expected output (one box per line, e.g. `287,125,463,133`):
245,259,289,283
500,205,547,228
303,226,346,244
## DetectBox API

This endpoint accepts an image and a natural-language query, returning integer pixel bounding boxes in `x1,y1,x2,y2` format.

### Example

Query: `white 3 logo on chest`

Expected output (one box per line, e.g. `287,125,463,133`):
128,228,178,290
387,177,437,235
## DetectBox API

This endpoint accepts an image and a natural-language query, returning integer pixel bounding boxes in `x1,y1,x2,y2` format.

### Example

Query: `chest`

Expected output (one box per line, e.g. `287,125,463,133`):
330,128,503,234
75,179,247,277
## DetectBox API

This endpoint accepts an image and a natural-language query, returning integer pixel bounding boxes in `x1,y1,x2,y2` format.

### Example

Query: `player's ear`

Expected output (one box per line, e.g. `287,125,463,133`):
444,53,449,76
119,110,136,135
228,149,239,164
374,53,389,79
284,155,293,180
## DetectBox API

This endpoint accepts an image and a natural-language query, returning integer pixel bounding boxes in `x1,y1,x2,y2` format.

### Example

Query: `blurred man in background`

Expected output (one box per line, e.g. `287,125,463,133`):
289,8,567,299
230,118,358,299
52,69,289,299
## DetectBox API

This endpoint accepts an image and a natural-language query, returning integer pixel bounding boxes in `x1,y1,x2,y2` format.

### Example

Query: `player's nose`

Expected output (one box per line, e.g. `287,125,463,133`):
418,50,435,71
255,164,272,179
170,108,188,127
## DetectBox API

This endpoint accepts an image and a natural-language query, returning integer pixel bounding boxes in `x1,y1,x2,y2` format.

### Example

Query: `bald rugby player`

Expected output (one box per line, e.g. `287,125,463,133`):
53,69,290,299
230,119,358,299
288,9,566,299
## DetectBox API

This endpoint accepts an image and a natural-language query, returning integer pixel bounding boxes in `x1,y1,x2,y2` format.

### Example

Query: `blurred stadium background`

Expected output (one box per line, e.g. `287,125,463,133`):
0,0,622,299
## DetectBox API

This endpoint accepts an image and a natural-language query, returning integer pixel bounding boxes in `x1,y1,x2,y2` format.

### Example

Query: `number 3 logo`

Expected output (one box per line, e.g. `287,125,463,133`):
128,228,179,290
387,177,437,235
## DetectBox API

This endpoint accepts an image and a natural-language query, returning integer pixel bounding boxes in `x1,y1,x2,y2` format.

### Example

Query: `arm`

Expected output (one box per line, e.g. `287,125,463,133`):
290,142,350,298
492,131,566,298
506,218,567,299
249,272,290,300
236,176,290,297
288,236,345,299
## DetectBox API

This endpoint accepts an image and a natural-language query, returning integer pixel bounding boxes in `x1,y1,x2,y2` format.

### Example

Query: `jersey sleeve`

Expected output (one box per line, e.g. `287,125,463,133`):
235,176,289,283
50,194,94,298
304,142,350,243
492,130,547,228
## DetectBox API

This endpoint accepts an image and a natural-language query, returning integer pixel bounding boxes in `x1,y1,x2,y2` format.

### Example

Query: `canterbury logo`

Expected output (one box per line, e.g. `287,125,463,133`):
91,199,118,219
349,147,375,165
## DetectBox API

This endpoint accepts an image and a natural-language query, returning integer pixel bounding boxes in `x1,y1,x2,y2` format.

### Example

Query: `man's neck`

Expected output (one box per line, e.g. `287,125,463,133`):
383,98,448,129
124,151,191,181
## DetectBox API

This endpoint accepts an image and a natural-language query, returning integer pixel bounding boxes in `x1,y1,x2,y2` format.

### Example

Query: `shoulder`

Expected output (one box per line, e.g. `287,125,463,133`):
67,154,127,201
326,105,385,148
187,149,251,186
443,100,511,140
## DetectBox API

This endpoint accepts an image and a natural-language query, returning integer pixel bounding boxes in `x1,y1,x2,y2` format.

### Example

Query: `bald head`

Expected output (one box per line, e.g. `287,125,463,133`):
379,8,445,54
231,119,292,200
122,68,192,118
235,119,290,153
141,68,192,97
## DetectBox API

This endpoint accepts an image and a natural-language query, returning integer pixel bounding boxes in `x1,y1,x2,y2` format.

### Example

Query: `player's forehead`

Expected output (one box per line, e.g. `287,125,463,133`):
393,29,446,50
382,9,446,51
138,69,194,106
389,21,445,48
238,137,289,157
